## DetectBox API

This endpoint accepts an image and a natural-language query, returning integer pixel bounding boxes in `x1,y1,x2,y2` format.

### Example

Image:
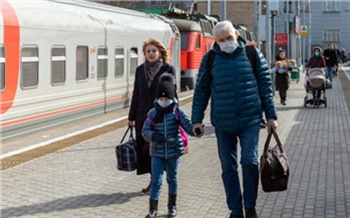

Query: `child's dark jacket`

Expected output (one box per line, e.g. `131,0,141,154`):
142,106,194,159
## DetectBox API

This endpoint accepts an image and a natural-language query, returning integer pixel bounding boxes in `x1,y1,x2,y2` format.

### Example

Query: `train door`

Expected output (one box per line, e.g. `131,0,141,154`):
0,45,5,94
126,46,138,94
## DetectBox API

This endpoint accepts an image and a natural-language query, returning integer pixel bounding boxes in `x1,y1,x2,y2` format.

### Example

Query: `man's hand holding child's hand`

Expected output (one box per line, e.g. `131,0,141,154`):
193,123,204,138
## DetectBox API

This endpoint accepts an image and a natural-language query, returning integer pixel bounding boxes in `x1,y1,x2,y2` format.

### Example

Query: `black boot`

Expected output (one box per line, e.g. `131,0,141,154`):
146,199,158,218
142,178,151,194
167,194,177,217
245,207,258,218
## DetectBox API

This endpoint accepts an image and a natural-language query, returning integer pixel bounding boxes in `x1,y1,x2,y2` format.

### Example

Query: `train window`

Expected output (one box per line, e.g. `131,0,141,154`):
51,46,66,85
205,23,211,36
130,48,138,76
170,24,180,39
21,46,39,89
0,45,5,92
180,33,188,49
97,47,108,79
200,20,211,36
76,46,89,81
196,35,201,49
115,47,124,78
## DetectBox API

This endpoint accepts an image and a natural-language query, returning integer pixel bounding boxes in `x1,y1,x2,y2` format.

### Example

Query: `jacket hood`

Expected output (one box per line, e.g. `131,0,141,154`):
313,46,322,52
213,35,247,55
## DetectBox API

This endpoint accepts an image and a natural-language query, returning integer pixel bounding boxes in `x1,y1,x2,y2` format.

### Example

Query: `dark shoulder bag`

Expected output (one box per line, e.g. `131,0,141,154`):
260,130,289,192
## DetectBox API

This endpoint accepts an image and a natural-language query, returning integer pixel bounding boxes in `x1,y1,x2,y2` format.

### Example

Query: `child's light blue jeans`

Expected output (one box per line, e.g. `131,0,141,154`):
150,157,179,200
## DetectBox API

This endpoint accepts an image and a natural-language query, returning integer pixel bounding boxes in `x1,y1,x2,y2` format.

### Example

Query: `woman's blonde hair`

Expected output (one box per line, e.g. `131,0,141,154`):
142,38,169,63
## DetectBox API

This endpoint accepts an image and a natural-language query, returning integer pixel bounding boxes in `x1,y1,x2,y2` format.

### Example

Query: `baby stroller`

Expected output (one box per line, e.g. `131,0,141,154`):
304,68,327,108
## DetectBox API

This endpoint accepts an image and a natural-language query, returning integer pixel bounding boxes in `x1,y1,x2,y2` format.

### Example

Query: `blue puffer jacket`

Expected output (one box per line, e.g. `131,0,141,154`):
142,106,194,159
191,37,277,134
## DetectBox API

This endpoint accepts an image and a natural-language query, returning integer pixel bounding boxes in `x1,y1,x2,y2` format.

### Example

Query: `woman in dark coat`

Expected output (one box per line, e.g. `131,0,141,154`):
128,38,177,193
306,46,326,99
274,49,290,105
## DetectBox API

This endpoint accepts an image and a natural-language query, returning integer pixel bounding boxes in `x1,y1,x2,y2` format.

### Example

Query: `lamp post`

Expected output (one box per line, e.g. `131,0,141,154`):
220,0,226,21
208,0,211,15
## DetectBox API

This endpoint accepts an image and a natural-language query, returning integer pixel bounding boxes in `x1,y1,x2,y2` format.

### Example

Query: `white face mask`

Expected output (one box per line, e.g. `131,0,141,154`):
157,99,174,108
219,40,237,54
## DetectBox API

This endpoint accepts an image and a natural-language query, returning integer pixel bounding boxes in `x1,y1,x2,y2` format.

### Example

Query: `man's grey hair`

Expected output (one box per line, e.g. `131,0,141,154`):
213,20,237,39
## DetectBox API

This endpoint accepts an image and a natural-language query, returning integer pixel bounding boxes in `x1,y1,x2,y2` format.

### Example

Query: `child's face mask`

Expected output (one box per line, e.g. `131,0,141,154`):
315,51,320,57
219,40,237,54
157,99,173,108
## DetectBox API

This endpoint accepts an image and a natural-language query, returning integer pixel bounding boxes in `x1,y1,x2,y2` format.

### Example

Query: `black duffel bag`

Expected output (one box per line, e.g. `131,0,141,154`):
260,130,289,192
115,126,137,171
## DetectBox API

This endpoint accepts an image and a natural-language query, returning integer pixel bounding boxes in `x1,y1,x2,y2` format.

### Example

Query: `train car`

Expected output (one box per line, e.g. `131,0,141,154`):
164,11,217,91
172,19,202,91
233,23,257,47
0,0,180,141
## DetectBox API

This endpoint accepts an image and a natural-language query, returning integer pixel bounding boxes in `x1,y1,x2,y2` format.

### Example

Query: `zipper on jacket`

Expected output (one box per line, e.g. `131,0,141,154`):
164,113,168,159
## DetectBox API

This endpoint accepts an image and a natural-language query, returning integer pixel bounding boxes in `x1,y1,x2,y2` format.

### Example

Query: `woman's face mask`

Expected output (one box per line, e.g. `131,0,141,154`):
157,99,173,108
219,40,237,54
315,51,320,57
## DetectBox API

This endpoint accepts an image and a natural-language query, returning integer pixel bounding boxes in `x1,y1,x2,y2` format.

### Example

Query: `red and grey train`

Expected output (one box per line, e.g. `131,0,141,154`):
0,0,256,141
163,11,218,91
0,0,181,140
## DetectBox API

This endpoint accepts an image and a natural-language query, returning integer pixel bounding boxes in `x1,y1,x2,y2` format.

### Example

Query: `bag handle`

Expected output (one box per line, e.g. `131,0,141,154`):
263,129,284,153
120,126,134,143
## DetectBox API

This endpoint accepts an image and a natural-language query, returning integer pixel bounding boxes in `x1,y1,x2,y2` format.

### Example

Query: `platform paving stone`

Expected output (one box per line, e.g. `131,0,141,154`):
1,66,350,218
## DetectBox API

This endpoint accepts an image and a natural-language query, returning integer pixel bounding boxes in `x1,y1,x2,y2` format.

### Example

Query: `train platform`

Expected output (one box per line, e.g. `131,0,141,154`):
1,65,350,218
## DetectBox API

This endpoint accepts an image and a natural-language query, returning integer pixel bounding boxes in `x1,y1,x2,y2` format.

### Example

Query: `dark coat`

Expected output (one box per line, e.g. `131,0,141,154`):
341,50,346,62
306,56,326,69
192,37,277,134
128,62,176,175
142,106,194,159
275,72,289,90
323,49,338,66
274,57,290,90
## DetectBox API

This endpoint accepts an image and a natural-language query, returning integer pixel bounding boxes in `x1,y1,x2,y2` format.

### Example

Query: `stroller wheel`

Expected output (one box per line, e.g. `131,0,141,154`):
314,99,320,108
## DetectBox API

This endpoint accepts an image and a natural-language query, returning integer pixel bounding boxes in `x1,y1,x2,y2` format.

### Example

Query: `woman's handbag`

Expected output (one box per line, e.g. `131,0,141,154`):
260,130,289,192
115,126,137,171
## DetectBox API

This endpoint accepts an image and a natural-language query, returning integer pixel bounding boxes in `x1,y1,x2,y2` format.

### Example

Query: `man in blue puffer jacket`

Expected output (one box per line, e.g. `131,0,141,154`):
191,20,278,218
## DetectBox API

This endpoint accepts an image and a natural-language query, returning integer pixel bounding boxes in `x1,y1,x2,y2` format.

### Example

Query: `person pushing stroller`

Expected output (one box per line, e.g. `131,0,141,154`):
305,47,327,107
306,47,326,98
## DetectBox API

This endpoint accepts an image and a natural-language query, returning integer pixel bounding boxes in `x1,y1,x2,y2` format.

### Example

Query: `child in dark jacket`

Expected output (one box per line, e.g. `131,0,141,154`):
142,73,195,218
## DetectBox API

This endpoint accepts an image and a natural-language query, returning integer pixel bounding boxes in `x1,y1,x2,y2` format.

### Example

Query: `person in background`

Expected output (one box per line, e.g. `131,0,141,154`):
340,48,347,64
306,46,326,99
191,20,278,218
128,38,177,194
323,42,337,82
273,49,291,105
142,74,194,218
333,44,341,77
